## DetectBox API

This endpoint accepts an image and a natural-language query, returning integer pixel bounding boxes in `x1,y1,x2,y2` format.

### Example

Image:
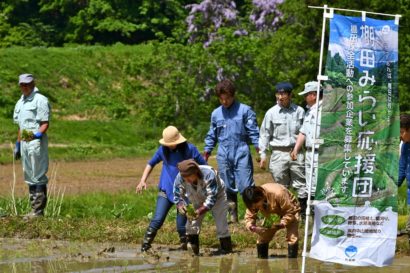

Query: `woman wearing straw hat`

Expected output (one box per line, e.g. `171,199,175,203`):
136,126,206,252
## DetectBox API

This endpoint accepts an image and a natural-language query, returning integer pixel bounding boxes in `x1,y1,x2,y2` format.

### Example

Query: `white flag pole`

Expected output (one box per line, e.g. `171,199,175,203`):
300,4,331,273
308,5,401,18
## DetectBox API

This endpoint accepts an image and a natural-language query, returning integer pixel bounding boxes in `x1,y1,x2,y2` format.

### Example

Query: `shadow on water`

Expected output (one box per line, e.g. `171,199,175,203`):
0,238,409,273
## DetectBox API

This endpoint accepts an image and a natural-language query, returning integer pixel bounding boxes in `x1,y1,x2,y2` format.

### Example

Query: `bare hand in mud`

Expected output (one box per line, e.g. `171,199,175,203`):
272,223,285,229
250,225,267,234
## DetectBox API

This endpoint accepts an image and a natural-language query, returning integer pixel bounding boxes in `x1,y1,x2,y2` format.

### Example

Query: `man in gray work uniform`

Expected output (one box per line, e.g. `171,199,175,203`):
13,74,51,219
258,82,307,216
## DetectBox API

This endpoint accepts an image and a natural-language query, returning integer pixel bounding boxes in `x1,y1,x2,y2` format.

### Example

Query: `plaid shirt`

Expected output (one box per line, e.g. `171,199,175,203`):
173,165,225,209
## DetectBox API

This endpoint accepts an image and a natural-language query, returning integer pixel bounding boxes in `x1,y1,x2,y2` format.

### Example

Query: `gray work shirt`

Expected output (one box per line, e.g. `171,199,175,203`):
13,88,50,130
259,103,305,159
300,101,322,148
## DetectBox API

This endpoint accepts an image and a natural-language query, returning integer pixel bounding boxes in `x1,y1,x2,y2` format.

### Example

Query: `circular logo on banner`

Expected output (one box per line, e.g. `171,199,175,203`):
345,245,358,258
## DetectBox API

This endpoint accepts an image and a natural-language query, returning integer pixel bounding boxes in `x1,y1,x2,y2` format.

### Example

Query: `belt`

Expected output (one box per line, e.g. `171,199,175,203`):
271,146,294,152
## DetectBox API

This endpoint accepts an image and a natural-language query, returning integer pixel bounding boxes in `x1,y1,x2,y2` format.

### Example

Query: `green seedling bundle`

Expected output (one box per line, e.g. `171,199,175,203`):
21,129,34,141
186,204,197,220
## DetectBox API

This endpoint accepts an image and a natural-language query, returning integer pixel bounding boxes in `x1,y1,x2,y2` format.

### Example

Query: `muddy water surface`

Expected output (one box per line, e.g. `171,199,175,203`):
1,238,410,273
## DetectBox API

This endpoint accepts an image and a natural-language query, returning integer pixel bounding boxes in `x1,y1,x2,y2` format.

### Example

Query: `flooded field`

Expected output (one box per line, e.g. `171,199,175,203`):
1,238,410,273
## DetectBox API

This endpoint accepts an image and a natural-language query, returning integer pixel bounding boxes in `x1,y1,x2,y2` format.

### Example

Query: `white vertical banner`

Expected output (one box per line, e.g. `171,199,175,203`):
309,13,400,267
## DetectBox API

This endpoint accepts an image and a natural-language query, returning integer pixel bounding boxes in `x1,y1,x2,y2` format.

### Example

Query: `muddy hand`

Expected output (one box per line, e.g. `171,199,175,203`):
250,225,267,234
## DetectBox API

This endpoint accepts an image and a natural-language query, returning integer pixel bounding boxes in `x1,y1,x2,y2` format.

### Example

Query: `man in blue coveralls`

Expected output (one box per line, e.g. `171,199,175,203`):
204,79,260,223
13,74,51,219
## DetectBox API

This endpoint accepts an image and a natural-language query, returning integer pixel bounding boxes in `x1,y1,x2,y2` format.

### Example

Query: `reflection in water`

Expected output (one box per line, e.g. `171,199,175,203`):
0,238,409,272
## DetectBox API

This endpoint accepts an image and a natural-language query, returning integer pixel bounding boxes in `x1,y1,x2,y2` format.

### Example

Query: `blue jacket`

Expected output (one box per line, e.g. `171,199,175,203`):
398,142,410,204
204,100,259,153
148,143,206,203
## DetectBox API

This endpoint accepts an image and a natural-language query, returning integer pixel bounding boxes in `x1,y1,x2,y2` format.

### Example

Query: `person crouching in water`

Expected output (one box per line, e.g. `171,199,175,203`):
173,159,232,256
243,183,300,258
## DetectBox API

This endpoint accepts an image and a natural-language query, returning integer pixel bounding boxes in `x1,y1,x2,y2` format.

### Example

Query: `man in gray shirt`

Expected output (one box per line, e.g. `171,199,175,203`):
258,82,307,217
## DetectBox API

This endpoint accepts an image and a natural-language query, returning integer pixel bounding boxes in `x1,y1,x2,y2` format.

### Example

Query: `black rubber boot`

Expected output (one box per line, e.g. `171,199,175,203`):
227,192,238,223
219,236,233,254
141,227,157,252
257,243,269,259
288,242,298,258
179,235,188,250
298,198,307,222
187,234,200,256
25,185,47,219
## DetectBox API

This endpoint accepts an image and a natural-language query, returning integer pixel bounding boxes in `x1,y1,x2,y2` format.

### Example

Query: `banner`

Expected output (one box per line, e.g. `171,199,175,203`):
309,14,399,267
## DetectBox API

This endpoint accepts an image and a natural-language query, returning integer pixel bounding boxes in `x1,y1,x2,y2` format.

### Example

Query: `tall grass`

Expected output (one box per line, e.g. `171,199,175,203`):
45,163,66,217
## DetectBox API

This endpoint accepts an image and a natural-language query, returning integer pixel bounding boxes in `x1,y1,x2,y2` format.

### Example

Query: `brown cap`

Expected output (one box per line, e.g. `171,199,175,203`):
177,159,200,177
159,126,187,146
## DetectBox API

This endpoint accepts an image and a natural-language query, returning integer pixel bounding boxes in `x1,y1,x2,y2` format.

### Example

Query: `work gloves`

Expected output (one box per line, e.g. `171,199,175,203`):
33,132,43,139
14,141,21,160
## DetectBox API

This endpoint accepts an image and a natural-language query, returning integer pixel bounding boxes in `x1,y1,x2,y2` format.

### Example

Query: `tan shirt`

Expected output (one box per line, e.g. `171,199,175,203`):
245,183,300,230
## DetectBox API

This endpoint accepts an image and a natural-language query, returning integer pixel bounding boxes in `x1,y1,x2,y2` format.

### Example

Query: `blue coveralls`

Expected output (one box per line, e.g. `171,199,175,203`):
204,100,259,195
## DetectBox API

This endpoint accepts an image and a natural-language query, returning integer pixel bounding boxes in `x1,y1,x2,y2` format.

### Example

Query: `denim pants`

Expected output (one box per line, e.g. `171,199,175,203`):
148,192,187,237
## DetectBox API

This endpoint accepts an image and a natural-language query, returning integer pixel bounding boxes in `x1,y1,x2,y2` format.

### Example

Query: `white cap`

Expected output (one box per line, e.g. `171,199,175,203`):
298,81,319,95
18,74,34,84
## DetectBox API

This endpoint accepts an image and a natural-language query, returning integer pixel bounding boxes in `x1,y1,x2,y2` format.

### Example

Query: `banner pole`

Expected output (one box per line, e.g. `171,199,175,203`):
301,4,330,273
308,5,401,18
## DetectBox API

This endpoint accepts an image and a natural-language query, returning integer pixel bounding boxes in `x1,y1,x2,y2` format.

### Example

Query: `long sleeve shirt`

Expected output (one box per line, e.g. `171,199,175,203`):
299,101,322,148
173,165,225,210
148,143,206,203
204,100,259,153
259,103,304,159
244,183,300,229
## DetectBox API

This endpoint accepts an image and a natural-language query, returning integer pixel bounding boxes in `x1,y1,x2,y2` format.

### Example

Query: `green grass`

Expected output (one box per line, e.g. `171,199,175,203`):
0,115,212,163
0,117,210,163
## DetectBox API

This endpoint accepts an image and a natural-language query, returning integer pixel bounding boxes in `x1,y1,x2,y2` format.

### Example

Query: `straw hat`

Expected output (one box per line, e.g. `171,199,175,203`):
159,126,187,146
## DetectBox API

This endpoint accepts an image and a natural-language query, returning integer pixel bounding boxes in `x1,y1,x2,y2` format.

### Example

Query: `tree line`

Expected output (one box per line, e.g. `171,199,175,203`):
1,0,410,116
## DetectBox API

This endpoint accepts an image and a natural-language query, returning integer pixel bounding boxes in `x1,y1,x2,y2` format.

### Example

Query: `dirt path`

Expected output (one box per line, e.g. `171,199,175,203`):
0,158,155,197
0,157,272,197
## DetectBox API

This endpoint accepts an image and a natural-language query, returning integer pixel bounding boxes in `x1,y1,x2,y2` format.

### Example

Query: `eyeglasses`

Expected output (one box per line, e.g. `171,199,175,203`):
20,83,31,87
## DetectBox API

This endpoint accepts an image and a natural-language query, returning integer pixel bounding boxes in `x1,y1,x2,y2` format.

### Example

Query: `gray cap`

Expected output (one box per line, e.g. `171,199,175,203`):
18,74,34,84
298,81,319,95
